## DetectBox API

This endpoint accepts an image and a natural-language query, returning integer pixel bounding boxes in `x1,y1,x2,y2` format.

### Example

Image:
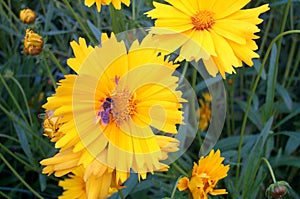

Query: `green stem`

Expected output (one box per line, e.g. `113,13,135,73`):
286,48,300,89
10,76,33,126
172,162,189,177
0,0,20,32
0,191,11,199
265,0,291,117
43,52,57,89
132,0,136,20
61,0,96,44
230,77,236,136
0,134,19,143
48,50,67,75
261,157,277,183
258,12,273,56
0,103,53,148
0,74,28,124
282,38,297,87
0,154,43,199
0,143,38,172
170,176,183,199
235,30,300,182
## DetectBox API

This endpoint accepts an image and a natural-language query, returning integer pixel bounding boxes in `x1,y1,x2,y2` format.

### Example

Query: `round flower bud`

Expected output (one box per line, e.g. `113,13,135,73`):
23,29,43,56
20,8,36,24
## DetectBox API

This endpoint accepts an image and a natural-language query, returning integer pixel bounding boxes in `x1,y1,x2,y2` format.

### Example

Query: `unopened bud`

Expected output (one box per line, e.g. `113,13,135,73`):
23,29,43,56
20,8,36,24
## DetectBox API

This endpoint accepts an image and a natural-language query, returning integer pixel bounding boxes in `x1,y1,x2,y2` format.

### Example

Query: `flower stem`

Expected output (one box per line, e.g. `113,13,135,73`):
171,176,183,198
10,76,33,126
48,50,67,75
261,157,277,183
43,52,57,89
132,0,136,20
0,154,44,199
0,74,28,124
172,161,189,177
61,0,96,44
235,30,300,183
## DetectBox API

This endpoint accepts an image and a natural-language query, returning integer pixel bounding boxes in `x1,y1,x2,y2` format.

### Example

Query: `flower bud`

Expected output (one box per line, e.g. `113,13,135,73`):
20,8,36,24
23,29,43,56
266,181,291,199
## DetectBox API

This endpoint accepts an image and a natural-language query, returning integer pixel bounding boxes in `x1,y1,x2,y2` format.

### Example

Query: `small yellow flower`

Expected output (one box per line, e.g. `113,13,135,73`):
177,150,229,199
198,93,211,131
43,111,63,142
23,29,43,56
20,8,36,24
84,0,130,12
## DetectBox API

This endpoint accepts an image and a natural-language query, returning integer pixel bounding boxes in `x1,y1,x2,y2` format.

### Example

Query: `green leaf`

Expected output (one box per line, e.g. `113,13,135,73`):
236,99,263,130
87,20,101,43
240,117,273,198
38,174,47,192
13,122,34,164
270,156,300,168
253,59,266,80
265,44,278,118
276,83,293,111
44,1,54,31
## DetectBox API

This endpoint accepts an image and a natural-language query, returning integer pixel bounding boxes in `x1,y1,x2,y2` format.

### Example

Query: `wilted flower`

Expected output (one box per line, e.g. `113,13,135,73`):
23,29,43,56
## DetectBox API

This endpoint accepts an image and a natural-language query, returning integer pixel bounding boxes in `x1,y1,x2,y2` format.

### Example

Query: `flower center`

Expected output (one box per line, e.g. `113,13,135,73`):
111,89,136,126
191,11,215,31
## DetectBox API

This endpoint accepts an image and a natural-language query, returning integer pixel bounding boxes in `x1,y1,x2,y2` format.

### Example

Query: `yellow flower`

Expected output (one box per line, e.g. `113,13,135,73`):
58,166,123,199
43,111,64,142
198,93,211,131
23,29,43,56
146,0,270,78
20,8,36,24
40,34,184,183
177,150,229,199
84,0,130,12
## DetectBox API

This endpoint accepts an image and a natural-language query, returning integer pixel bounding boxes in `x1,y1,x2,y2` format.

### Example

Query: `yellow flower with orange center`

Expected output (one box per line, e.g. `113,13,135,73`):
20,8,36,24
23,29,43,56
84,0,130,12
177,150,229,199
146,0,270,78
40,34,184,189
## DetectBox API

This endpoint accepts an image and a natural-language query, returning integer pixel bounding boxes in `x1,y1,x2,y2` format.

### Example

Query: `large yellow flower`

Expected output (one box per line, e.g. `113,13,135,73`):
146,0,270,78
177,150,229,199
41,34,184,183
84,0,130,12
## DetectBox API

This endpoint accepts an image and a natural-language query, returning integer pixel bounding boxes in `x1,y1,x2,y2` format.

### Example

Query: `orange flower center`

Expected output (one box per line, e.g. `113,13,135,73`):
111,89,136,126
191,11,215,31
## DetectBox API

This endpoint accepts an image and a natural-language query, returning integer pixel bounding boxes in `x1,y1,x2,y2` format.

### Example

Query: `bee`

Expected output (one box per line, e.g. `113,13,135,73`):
96,97,113,126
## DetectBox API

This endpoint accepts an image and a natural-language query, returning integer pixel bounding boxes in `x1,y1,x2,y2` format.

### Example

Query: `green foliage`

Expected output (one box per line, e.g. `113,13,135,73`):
0,0,300,198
